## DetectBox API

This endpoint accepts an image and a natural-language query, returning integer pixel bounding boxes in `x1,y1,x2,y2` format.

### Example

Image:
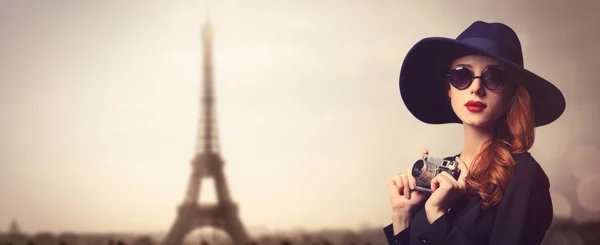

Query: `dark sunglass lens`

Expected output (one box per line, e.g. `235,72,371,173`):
483,66,507,89
448,68,472,89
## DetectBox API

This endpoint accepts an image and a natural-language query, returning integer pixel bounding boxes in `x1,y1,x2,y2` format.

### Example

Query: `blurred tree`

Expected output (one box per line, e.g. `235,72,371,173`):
31,232,57,245
340,231,358,245
57,232,79,245
3,233,27,245
132,236,154,245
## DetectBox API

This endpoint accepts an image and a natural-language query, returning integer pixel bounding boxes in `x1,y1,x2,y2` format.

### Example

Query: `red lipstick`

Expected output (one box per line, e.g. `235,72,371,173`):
465,100,487,112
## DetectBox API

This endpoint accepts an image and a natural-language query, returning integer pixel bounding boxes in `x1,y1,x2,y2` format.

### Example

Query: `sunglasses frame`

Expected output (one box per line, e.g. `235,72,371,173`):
446,65,508,91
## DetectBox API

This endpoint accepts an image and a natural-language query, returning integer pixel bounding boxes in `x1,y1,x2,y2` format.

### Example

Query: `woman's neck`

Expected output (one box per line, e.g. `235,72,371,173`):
460,124,495,169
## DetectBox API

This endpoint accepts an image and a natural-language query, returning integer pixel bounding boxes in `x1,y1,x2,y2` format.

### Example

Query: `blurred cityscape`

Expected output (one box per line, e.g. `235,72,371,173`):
1,217,600,245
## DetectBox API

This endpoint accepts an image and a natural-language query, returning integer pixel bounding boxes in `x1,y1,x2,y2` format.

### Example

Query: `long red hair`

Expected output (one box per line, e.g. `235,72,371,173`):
466,84,535,210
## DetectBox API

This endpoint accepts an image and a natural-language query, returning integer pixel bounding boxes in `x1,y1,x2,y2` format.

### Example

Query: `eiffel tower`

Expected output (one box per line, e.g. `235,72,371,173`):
161,17,249,245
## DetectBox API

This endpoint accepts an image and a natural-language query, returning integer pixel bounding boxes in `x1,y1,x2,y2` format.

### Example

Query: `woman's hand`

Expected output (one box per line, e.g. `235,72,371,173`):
388,149,429,214
424,156,470,223
388,149,429,233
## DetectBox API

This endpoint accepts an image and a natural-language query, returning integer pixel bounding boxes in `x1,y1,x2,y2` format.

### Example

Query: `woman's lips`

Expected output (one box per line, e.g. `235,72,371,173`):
465,100,486,112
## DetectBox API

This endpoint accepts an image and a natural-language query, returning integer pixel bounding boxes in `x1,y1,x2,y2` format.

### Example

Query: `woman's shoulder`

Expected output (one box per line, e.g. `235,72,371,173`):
511,152,546,175
509,152,550,189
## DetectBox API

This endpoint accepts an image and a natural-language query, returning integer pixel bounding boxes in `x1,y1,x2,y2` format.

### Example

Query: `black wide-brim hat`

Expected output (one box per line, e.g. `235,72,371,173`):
399,21,566,127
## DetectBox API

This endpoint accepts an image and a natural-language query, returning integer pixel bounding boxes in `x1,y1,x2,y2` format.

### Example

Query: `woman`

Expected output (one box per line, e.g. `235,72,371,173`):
383,21,566,245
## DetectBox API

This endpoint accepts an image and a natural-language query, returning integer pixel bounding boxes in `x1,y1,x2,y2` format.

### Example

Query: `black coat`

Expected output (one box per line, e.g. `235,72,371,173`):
383,152,553,245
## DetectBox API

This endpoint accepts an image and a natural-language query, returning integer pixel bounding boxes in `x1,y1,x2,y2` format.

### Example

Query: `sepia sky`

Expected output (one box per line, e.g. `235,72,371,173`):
1,0,600,235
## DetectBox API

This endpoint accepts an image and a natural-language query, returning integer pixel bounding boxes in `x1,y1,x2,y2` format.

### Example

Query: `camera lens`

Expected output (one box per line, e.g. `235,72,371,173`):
412,159,424,177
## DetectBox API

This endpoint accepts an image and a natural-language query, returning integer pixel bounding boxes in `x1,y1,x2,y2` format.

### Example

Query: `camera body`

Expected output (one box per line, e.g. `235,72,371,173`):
411,155,461,192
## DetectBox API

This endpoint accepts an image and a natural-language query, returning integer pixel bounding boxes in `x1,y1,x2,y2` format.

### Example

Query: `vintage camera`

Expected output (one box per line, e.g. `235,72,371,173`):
411,155,461,192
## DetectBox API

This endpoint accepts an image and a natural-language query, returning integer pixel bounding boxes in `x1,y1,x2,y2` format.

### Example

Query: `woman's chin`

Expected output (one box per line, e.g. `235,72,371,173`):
458,115,495,129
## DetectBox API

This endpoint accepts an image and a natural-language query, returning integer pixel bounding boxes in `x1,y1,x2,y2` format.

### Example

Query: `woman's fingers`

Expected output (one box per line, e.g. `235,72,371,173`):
404,167,416,190
389,175,402,197
430,175,440,193
409,173,416,190
395,175,405,195
401,174,411,199
388,179,399,198
432,172,454,192
420,149,429,158
439,171,458,186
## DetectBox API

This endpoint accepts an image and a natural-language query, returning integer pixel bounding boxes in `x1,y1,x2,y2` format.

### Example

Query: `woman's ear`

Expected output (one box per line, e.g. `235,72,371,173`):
444,80,452,101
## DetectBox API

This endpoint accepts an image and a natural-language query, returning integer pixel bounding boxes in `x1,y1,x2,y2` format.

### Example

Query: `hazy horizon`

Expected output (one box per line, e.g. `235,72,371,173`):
1,0,599,235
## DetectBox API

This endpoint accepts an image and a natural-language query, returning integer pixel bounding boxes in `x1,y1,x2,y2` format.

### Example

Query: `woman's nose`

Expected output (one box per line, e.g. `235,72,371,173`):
470,77,486,96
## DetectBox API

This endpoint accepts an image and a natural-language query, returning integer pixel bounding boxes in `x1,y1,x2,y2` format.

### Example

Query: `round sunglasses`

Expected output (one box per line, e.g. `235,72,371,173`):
446,65,508,90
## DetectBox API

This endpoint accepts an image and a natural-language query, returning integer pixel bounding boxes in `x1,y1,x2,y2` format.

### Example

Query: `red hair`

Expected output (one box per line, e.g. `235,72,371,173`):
466,84,535,210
